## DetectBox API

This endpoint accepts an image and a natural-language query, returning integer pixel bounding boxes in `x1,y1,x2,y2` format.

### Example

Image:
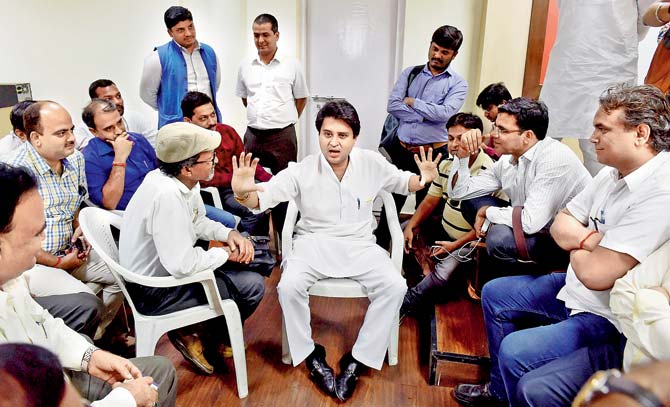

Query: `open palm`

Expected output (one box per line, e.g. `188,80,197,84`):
232,152,264,196
414,146,442,186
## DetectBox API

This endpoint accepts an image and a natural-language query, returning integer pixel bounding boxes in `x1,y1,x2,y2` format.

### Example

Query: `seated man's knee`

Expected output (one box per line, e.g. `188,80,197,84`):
498,331,535,374
516,371,548,407
277,269,311,300
485,224,518,261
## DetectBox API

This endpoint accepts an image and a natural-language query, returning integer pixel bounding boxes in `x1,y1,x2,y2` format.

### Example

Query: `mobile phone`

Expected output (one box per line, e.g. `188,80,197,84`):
481,219,491,234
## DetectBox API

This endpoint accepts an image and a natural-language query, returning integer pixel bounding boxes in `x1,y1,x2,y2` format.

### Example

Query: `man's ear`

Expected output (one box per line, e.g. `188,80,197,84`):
28,131,40,144
184,117,192,123
167,28,173,38
636,123,651,147
88,127,98,136
14,129,27,141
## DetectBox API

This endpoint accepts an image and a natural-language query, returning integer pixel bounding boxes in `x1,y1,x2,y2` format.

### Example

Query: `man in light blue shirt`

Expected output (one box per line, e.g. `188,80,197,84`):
378,25,468,247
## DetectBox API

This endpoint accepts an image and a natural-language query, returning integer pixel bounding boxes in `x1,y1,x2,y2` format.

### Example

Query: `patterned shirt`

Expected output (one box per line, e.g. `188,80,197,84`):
8,142,87,254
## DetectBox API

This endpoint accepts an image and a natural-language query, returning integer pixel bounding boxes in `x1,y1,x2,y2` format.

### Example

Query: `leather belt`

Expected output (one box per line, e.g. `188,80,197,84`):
399,141,448,154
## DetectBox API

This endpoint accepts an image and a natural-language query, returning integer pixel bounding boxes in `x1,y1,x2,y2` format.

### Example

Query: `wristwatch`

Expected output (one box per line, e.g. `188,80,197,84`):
572,369,663,407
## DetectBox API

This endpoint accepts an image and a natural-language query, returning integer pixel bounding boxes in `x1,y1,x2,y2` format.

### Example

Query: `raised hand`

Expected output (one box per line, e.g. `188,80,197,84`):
413,146,442,186
231,152,264,198
459,128,486,157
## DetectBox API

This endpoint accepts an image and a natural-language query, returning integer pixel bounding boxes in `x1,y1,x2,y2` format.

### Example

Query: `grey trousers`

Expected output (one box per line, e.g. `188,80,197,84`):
35,292,102,339
70,356,177,407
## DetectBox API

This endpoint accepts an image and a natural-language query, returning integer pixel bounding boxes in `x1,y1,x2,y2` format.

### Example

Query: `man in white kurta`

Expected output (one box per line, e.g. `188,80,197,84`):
231,100,440,401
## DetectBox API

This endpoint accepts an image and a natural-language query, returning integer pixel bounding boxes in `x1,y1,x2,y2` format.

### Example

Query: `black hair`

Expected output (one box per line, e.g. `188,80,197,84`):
498,97,549,140
253,13,278,33
315,100,360,137
181,91,213,119
82,98,116,129
476,82,512,109
88,79,115,99
0,164,38,234
158,156,199,177
431,25,463,52
9,100,36,132
164,6,193,30
446,112,483,133
0,344,65,407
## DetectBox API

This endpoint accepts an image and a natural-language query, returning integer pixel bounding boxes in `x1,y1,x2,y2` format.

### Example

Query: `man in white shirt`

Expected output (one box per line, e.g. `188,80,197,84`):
119,122,265,375
75,79,158,149
231,100,441,401
0,100,34,161
448,97,591,272
454,85,670,407
540,0,652,176
236,13,309,235
0,162,176,407
140,6,221,129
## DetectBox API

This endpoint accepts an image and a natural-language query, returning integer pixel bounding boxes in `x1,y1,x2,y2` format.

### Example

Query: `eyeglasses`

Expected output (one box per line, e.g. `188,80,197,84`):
194,155,217,165
495,128,524,137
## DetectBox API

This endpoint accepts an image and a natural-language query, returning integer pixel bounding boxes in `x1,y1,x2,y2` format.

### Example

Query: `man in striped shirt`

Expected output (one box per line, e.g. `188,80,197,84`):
448,97,591,272
7,101,123,341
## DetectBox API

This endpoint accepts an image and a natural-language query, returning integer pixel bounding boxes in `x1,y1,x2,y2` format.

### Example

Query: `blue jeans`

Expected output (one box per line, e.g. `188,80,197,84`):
204,204,237,228
482,273,625,406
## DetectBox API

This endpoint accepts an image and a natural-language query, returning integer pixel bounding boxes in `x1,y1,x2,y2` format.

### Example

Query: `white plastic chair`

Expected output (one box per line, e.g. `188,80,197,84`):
200,186,241,228
78,207,249,398
280,190,403,366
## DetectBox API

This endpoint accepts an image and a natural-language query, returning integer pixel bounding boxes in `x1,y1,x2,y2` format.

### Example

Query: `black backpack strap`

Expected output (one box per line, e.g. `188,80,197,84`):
405,65,424,96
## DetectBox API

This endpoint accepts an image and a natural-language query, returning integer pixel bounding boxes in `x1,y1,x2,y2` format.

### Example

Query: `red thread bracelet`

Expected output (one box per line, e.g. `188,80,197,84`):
112,162,126,167
579,230,597,250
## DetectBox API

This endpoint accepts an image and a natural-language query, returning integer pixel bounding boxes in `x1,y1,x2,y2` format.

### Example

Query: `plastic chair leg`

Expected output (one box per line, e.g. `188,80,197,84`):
223,302,248,399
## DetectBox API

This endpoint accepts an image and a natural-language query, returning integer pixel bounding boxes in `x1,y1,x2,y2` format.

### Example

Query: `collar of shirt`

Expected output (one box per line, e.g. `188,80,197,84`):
609,150,669,192
253,48,282,66
318,150,357,181
170,172,201,197
421,62,455,78
24,141,74,176
175,39,201,53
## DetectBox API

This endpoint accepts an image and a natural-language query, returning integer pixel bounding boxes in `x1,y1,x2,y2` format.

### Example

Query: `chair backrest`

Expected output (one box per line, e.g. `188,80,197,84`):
280,190,402,269
78,207,143,316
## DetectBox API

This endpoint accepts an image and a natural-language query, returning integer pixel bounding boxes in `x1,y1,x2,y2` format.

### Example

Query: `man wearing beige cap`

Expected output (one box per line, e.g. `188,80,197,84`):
119,122,265,375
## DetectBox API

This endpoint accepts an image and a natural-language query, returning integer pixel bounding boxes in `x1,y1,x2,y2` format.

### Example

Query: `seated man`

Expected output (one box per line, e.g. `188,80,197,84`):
181,91,272,233
231,100,441,401
0,100,35,161
119,122,265,375
75,79,157,149
401,112,497,318
7,101,123,340
454,85,670,407
448,97,591,272
475,82,512,159
82,98,157,210
0,163,176,406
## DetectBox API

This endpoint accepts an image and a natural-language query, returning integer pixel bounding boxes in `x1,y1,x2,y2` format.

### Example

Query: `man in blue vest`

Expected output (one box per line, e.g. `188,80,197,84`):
140,6,221,129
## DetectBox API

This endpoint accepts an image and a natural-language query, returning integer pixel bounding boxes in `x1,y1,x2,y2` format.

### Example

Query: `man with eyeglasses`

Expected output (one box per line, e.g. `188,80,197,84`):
454,85,670,407
447,97,590,273
81,98,158,211
6,101,123,342
119,122,265,375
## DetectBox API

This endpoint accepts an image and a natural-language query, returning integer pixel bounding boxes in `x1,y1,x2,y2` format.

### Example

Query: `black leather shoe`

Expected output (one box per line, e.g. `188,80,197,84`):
335,352,366,401
453,382,505,407
305,344,335,396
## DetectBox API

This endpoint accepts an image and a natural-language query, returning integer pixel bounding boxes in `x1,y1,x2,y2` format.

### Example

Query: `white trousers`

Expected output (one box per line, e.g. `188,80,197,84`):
277,258,407,370
24,248,123,338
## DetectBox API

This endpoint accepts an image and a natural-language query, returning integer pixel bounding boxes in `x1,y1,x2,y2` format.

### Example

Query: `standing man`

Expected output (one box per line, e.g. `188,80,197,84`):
75,79,158,149
236,13,309,235
540,0,651,176
454,85,670,407
140,6,221,128
7,101,123,341
182,91,273,235
232,100,440,401
82,98,158,211
378,25,468,247
0,163,177,407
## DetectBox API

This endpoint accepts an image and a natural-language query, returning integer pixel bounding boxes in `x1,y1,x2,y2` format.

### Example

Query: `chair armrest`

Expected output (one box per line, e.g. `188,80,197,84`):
379,191,403,273
281,200,299,258
114,267,217,288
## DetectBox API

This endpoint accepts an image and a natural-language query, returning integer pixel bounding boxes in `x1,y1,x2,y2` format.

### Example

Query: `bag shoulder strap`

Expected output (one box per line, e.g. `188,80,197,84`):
405,65,424,96
512,206,531,261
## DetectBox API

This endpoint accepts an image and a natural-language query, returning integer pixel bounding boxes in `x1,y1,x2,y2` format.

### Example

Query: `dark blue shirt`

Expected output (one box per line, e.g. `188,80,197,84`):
82,132,157,210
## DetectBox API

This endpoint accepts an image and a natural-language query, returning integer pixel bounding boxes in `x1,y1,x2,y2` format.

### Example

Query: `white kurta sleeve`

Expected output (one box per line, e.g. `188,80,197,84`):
256,162,300,212
611,241,670,366
447,156,502,200
140,52,161,110
149,191,228,277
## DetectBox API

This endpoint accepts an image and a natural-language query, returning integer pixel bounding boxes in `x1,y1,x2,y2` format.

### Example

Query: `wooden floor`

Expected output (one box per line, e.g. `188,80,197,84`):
155,268,472,407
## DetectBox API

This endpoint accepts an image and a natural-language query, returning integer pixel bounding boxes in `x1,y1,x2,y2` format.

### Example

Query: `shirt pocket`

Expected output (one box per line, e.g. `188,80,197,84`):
271,75,293,102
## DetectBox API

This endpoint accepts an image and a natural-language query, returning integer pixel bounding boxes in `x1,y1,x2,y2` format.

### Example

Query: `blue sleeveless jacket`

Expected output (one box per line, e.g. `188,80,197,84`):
156,40,221,128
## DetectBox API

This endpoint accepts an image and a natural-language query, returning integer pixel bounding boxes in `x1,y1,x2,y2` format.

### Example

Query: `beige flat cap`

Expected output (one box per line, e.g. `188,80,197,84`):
155,122,221,163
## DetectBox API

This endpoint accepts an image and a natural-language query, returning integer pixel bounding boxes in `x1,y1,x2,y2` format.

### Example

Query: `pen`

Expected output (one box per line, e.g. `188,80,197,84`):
357,198,361,210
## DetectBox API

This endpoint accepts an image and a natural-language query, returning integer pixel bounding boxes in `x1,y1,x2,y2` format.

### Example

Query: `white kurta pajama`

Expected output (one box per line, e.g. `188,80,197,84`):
257,148,411,369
